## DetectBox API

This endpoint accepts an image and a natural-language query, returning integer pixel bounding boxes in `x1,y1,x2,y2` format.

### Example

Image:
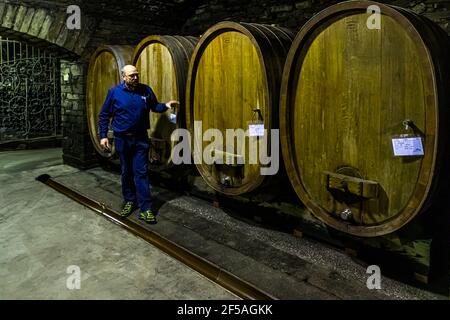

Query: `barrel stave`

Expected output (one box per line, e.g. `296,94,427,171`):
187,22,294,195
133,35,197,170
86,45,133,158
280,1,450,236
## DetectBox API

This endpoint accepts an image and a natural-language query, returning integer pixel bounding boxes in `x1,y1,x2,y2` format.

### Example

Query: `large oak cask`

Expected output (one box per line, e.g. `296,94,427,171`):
133,35,198,171
186,22,295,195
86,45,133,157
280,1,450,237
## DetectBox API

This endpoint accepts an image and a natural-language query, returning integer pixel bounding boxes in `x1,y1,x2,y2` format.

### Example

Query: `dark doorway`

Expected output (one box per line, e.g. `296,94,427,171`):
0,36,61,146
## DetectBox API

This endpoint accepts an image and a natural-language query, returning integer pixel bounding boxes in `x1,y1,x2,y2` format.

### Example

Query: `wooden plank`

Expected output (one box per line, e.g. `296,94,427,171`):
86,47,123,157
281,4,437,235
324,171,379,199
136,40,177,167
193,30,266,191
211,149,244,166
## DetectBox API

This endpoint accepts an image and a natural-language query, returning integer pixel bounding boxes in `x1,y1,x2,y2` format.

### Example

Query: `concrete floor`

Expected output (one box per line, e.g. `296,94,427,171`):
0,148,447,300
0,149,238,300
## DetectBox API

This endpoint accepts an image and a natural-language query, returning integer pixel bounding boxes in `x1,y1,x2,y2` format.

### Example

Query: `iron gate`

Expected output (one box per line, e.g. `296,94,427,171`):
0,36,61,142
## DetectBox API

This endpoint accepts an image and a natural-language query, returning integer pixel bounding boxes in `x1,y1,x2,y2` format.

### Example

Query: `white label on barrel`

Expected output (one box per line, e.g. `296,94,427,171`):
249,124,265,137
392,137,424,156
169,113,177,124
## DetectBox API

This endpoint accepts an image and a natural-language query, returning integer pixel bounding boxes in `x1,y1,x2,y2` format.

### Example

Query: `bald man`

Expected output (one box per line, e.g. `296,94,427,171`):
98,65,178,224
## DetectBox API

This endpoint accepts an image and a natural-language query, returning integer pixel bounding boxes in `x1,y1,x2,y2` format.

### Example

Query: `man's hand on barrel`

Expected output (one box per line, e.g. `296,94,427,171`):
100,138,110,151
166,100,180,113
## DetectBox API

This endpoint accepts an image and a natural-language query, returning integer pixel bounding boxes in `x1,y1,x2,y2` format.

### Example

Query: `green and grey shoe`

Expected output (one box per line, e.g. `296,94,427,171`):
139,209,157,224
120,202,135,217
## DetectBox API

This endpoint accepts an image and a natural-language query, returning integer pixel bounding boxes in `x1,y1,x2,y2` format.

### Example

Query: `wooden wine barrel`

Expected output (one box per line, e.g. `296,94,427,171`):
86,45,133,157
186,22,295,195
280,1,450,237
132,35,198,171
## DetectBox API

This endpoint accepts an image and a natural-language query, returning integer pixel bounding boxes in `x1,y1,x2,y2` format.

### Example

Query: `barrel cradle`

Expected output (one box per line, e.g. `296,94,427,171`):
186,21,295,195
279,1,450,237
133,35,198,171
86,45,134,157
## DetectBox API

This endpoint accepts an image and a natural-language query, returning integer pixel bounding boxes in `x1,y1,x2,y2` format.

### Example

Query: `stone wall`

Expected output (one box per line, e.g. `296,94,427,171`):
408,0,450,34
59,16,174,170
3,0,450,169
181,0,330,34
1,0,180,168
60,60,98,169
181,0,450,35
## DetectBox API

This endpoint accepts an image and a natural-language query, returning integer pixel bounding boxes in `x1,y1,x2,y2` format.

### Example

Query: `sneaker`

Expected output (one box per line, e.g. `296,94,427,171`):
139,209,157,224
120,201,135,217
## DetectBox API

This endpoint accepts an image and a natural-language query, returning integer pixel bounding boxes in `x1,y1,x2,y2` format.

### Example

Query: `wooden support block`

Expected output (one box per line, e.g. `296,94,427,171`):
414,273,428,284
345,247,358,257
253,216,262,223
293,229,303,238
213,200,220,208
211,149,244,167
324,171,379,198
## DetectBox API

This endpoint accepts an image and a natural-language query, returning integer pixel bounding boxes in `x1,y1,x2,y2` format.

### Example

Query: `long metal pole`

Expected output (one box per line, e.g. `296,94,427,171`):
36,174,276,300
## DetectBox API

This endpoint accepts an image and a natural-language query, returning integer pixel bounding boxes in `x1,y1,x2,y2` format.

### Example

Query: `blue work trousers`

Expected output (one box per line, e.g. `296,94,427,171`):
114,134,152,211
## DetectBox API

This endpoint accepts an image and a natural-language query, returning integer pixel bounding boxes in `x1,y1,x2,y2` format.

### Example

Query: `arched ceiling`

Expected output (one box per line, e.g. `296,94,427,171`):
13,0,206,29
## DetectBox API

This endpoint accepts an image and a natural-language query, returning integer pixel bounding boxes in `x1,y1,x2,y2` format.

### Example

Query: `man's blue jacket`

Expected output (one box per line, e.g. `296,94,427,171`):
98,82,168,139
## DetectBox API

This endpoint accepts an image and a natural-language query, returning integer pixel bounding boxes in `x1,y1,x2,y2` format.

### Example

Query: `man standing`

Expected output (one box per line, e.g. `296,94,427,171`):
98,65,178,224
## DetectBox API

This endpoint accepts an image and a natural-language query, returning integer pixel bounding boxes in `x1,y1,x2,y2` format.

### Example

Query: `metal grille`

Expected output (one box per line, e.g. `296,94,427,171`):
0,36,61,142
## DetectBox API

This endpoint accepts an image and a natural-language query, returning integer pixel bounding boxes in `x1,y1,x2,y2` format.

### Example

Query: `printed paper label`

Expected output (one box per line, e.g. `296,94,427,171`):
249,124,265,137
392,137,424,156
169,113,177,124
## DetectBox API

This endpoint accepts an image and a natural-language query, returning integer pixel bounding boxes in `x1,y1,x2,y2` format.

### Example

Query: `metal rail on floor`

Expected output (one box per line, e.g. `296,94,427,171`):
36,174,276,300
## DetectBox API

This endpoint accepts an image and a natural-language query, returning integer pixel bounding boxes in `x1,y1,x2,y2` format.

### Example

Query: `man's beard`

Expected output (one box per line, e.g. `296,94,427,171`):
126,81,138,91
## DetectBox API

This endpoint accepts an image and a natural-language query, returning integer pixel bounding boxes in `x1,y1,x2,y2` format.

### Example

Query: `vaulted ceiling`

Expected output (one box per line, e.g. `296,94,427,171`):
1,0,210,58
13,0,206,29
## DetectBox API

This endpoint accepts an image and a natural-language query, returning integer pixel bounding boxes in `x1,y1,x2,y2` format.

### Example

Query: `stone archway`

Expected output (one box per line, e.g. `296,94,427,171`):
0,2,98,168
0,2,95,58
